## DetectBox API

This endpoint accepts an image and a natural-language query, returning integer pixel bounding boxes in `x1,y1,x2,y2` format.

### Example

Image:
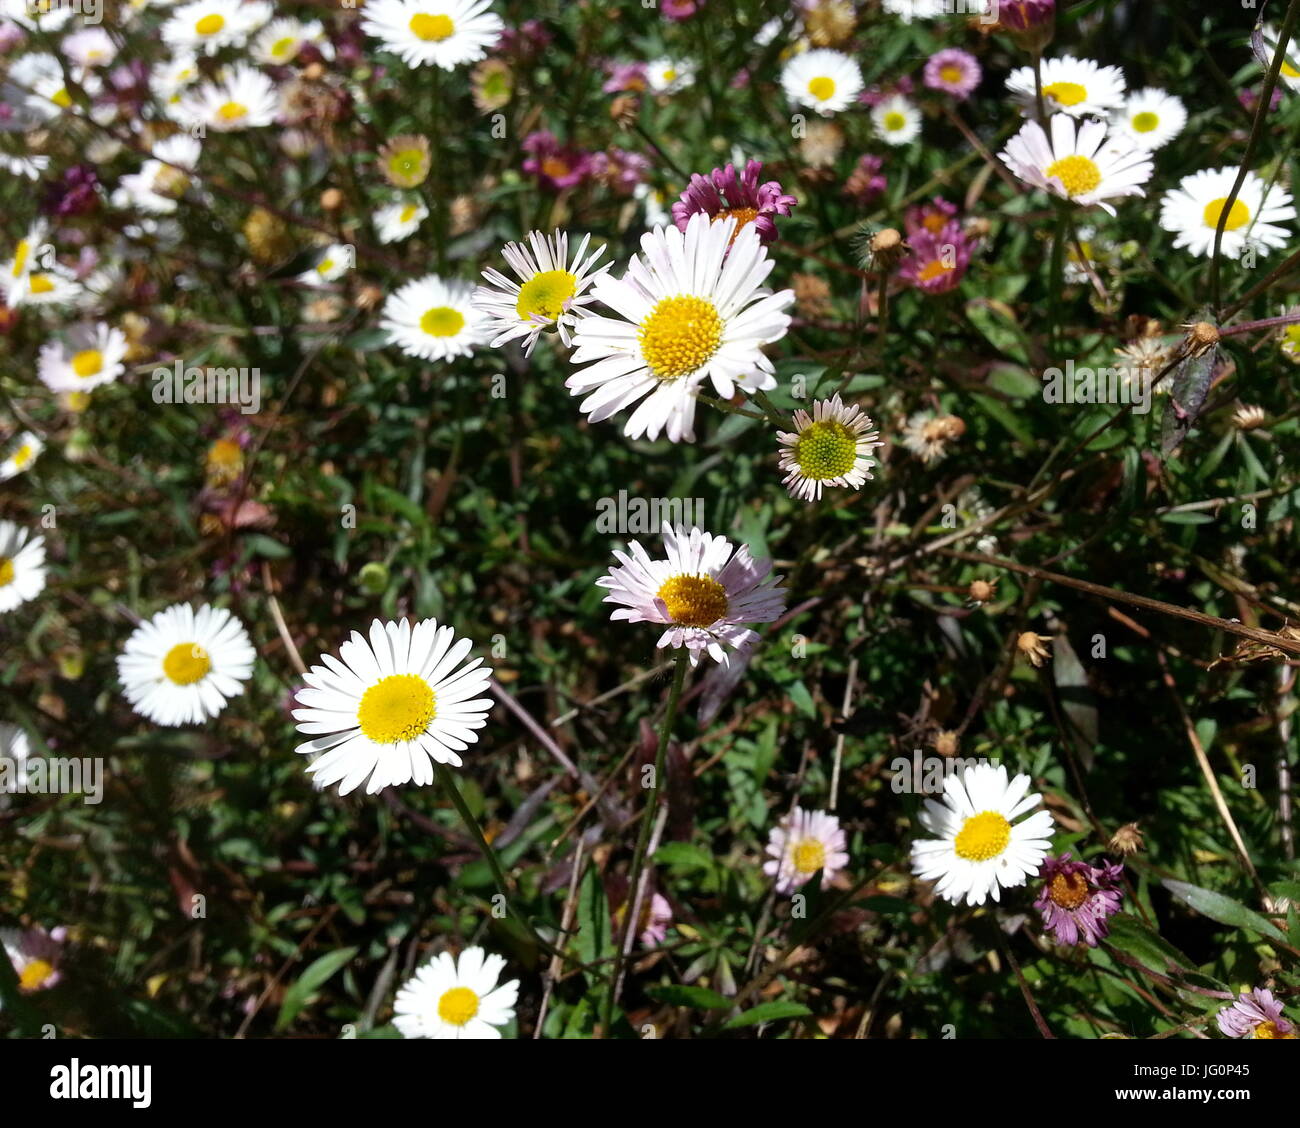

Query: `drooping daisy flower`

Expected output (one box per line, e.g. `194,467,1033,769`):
596,522,787,667
0,722,32,808
900,410,964,463
871,93,922,146
252,17,332,66
473,230,609,354
613,888,674,948
566,213,794,444
380,274,490,361
1159,168,1295,260
117,603,256,726
780,48,862,116
1006,55,1127,119
1033,853,1123,946
923,48,981,100
1216,988,1298,1039
1260,24,1300,92
1111,88,1187,151
292,618,494,795
1000,115,1152,216
361,0,503,70
671,159,798,245
297,244,352,287
0,521,47,614
111,134,203,216
5,53,101,122
763,806,849,894
378,134,432,188
161,0,272,56
776,394,882,502
374,198,428,244
645,56,695,94
38,322,128,393
150,53,203,111
179,64,281,132
0,431,42,481
911,761,1056,906
0,925,65,993
393,947,518,1039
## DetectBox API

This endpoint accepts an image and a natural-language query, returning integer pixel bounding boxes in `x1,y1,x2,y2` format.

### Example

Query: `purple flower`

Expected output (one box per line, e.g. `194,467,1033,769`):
843,154,886,206
1217,989,1298,1039
42,165,101,218
1032,853,1123,947
1240,85,1284,114
662,0,702,20
598,147,651,195
2,925,66,993
997,0,1055,52
497,19,553,60
923,48,981,100
670,159,797,244
522,131,601,192
602,61,648,94
904,196,959,237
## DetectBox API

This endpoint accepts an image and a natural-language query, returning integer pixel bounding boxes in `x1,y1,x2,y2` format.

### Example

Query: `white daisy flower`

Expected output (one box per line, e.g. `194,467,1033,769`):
780,48,863,116
0,722,32,808
0,431,43,481
763,806,849,894
871,93,922,146
38,323,128,394
1006,55,1127,119
634,182,671,227
1,153,51,180
900,410,962,464
0,0,74,30
252,17,333,65
297,243,353,287
393,947,518,1040
596,522,788,667
161,0,272,56
881,0,988,21
0,521,46,614
61,27,119,69
1260,23,1300,92
179,64,280,131
645,56,695,94
566,212,794,444
380,274,490,361
473,230,609,355
292,618,494,795
5,53,102,122
1159,167,1295,260
374,198,428,244
116,603,256,727
777,394,881,502
911,761,1056,906
150,53,202,110
1000,114,1152,216
1111,87,1187,151
361,0,503,70
112,134,203,215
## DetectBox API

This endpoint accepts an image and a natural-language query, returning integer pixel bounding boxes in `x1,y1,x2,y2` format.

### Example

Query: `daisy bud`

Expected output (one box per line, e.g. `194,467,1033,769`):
320,187,344,211
1017,630,1052,667
869,227,908,271
931,729,960,758
357,562,389,594
302,62,325,81
967,578,997,604
1107,822,1144,856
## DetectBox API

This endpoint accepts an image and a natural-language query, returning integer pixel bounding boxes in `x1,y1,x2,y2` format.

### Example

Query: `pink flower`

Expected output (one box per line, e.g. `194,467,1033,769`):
763,806,849,894
904,196,959,237
602,61,648,94
522,131,601,192
898,222,975,295
670,159,797,244
923,48,981,100
843,154,886,206
662,0,703,20
1217,988,1298,1039
1032,853,1123,947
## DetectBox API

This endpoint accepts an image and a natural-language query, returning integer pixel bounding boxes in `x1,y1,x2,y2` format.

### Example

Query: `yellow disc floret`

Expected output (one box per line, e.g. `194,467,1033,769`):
638,295,722,382
516,269,577,323
437,985,479,1026
356,673,436,744
1042,81,1087,107
656,573,728,628
163,643,211,686
1203,197,1250,232
807,76,836,101
420,306,465,337
19,959,54,992
795,419,858,481
953,811,1011,861
1131,111,1159,133
1045,154,1101,197
792,838,828,874
0,557,14,587
195,13,225,36
1047,870,1090,910
410,13,454,41
71,349,104,378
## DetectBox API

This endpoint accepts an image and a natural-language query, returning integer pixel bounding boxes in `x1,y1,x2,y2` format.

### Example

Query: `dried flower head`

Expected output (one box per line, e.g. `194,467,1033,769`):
1233,403,1267,431
1107,822,1144,856
1017,631,1052,667
967,578,998,605
379,134,432,189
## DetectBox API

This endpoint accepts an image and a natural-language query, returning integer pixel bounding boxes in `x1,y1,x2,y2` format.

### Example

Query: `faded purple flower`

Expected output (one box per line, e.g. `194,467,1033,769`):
598,147,651,195
522,130,601,192
671,158,797,244
602,61,648,94
843,154,886,206
1033,853,1123,947
904,196,959,237
662,0,703,20
2,925,66,993
923,48,981,100
1217,988,1298,1039
42,165,101,218
1240,85,1284,114
497,19,553,60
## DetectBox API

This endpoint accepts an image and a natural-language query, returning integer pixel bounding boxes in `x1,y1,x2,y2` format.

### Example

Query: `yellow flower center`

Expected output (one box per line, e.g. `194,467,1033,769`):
317,258,335,275
638,295,722,382
1253,1021,1297,1039
516,269,577,323
1045,154,1101,197
540,156,571,181
399,204,419,223
1284,61,1300,79
356,673,436,743
662,68,677,82
807,75,836,101
939,64,963,84
420,306,465,337
714,206,760,238
29,274,55,294
71,349,103,378
1042,81,1087,107
51,88,72,108
0,557,14,587
388,148,427,182
883,111,906,132
217,101,248,123
163,643,212,686
1047,870,1090,910
918,260,953,283
195,13,225,36
12,443,33,469
19,959,55,991
1131,111,1159,133
792,837,828,874
271,36,296,59
153,166,192,199
655,574,728,628
953,811,1011,861
437,985,479,1026
1203,197,1250,232
409,12,454,41
12,239,29,277
795,419,858,480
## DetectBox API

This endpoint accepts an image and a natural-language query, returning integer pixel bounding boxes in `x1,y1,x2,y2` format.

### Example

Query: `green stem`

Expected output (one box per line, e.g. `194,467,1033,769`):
600,649,689,1035
1048,203,1068,353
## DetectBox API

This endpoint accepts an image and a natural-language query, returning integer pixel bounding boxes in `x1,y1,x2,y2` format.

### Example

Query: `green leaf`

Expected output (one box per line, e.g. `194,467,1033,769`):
1162,880,1285,943
654,842,714,870
645,984,732,1010
719,1000,813,1030
275,947,358,1032
575,865,613,973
